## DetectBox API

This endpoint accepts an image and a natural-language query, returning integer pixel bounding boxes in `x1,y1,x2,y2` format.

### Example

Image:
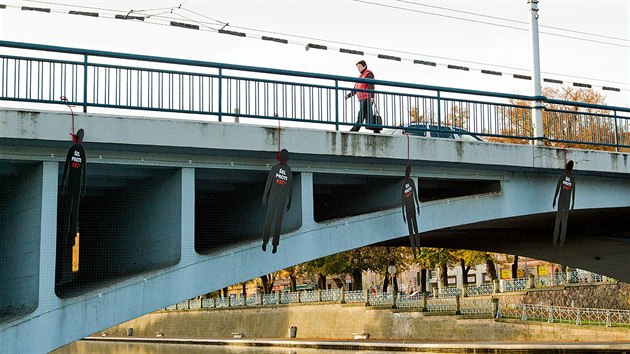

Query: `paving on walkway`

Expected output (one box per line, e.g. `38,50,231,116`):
86,336,630,352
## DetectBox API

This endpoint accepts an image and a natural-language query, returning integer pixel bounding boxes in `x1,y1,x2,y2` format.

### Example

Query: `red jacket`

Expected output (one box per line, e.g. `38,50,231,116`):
354,69,374,101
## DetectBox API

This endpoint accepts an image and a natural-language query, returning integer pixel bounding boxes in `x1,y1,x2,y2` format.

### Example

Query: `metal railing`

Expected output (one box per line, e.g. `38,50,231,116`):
435,286,462,298
170,283,628,326
465,283,494,297
499,277,529,293
345,290,367,303
425,297,458,312
171,270,613,311
499,303,630,327
2,40,630,150
170,291,630,328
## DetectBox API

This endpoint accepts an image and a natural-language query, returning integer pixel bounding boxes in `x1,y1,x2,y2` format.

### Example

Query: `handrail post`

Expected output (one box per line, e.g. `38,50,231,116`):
422,292,427,312
334,79,339,131
455,294,461,315
82,54,88,113
613,110,620,152
491,298,499,318
218,67,223,122
436,91,442,131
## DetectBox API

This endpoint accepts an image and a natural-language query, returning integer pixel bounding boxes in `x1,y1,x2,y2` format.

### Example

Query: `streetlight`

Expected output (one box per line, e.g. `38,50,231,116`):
528,0,544,145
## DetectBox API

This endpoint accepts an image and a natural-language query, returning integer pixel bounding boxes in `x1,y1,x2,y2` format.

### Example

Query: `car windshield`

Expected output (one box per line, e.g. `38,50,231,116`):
402,124,482,141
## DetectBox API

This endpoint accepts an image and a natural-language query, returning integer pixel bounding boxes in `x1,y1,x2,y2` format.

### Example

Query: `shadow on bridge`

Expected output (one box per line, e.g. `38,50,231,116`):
381,207,630,282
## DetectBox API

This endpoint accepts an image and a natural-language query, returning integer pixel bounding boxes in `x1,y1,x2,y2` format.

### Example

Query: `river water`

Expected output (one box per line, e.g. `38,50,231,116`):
53,341,440,354
52,340,627,354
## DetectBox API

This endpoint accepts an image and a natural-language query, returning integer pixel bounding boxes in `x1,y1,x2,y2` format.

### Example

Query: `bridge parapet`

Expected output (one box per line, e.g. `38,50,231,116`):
2,40,630,150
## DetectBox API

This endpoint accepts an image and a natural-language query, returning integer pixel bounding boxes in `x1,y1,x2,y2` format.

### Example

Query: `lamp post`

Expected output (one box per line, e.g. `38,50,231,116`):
528,0,544,145
388,265,397,308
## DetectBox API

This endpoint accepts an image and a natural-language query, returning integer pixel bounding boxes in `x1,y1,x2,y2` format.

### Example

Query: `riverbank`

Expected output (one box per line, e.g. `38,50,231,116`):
85,336,630,352
104,302,630,342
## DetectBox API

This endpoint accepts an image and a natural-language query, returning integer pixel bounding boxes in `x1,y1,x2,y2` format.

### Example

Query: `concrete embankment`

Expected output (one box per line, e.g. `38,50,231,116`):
104,302,630,342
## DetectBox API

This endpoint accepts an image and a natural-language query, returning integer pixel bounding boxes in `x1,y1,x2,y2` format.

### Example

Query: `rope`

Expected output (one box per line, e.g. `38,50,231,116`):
60,96,77,142
562,147,567,166
403,130,410,164
277,119,281,161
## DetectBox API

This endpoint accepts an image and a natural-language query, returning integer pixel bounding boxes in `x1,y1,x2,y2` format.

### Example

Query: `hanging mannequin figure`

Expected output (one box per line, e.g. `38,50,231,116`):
552,160,575,247
401,165,421,258
262,149,293,254
62,128,87,245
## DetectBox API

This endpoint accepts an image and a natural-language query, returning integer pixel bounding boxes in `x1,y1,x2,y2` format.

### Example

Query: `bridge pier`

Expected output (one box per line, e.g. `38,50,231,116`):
0,162,58,321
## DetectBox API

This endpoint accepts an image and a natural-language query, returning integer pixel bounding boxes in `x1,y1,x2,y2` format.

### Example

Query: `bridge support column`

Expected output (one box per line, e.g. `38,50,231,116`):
179,168,197,266
0,162,58,322
299,173,315,228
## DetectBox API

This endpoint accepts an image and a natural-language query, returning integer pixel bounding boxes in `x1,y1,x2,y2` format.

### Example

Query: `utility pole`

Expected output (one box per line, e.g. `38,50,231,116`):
528,0,544,145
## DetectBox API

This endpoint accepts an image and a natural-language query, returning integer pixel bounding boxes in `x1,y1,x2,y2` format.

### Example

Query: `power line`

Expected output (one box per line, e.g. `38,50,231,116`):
354,0,630,48
6,1,628,91
179,7,226,26
392,0,629,43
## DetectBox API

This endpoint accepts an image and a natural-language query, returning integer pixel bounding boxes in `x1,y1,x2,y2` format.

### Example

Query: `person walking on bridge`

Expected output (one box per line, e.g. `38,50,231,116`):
346,60,380,133
552,160,576,247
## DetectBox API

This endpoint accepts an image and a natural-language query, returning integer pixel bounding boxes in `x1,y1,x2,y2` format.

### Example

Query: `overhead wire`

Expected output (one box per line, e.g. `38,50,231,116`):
9,0,630,91
392,0,629,43
178,7,227,26
354,0,630,48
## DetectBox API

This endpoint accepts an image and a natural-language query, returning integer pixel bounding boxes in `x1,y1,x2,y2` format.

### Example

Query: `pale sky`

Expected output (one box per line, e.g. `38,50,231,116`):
1,0,629,107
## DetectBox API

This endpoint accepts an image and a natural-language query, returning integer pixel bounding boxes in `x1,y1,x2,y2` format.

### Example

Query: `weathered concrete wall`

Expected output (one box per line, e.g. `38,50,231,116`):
495,282,630,310
0,163,42,319
106,303,630,342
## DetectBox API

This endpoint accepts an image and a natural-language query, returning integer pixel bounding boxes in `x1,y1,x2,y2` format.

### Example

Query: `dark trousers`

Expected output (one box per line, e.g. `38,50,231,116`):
350,100,377,132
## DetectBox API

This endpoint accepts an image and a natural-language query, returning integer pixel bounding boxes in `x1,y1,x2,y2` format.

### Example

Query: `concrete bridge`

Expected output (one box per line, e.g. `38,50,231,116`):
1,109,630,353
